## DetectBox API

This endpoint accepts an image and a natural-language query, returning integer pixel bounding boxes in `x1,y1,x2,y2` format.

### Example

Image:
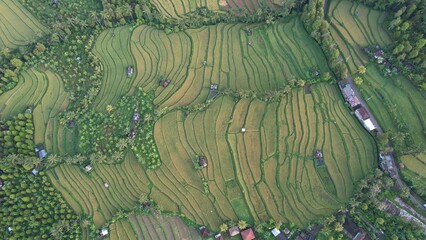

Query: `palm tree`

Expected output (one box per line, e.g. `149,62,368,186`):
219,223,228,232
238,220,247,230
46,154,60,168
123,4,133,19
144,113,153,123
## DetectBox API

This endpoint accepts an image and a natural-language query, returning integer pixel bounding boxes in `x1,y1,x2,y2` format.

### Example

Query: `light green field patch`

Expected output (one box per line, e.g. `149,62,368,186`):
0,0,47,49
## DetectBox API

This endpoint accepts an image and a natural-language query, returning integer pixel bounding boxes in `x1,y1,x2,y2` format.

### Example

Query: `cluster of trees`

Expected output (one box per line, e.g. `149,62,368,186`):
355,0,425,90
0,43,46,94
301,0,348,80
0,112,35,158
0,166,80,239
318,169,424,240
78,90,161,168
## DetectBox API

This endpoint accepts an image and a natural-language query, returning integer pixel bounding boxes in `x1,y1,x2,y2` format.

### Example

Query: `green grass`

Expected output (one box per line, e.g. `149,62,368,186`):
94,18,330,110
0,67,76,155
0,0,47,49
328,0,426,153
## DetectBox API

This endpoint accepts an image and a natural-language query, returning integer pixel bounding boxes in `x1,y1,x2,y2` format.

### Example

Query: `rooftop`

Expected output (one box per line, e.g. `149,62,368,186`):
241,228,255,240
228,226,240,237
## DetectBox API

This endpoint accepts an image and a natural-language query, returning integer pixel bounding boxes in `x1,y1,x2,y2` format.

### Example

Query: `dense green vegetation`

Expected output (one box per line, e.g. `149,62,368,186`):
0,166,80,239
0,111,34,159
79,89,160,168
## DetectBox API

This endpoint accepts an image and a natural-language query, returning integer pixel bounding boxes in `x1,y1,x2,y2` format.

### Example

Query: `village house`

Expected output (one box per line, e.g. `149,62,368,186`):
340,84,361,109
343,216,370,240
241,228,255,240
35,146,47,159
354,107,376,131
228,226,240,237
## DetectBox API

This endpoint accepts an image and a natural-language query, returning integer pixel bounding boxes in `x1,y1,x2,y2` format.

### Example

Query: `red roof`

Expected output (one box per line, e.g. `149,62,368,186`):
241,228,255,240
356,107,370,120
228,226,240,236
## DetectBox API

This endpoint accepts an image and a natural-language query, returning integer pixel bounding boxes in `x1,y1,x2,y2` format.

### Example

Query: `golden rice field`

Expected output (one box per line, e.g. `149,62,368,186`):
49,84,376,229
93,17,330,111
0,0,47,49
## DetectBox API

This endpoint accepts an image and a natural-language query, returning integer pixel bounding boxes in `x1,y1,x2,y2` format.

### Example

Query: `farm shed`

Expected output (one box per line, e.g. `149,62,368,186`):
241,228,255,240
127,66,133,76
35,146,47,159
215,233,224,240
272,228,288,240
198,156,207,168
228,226,240,237
84,165,93,172
199,226,209,237
99,228,109,237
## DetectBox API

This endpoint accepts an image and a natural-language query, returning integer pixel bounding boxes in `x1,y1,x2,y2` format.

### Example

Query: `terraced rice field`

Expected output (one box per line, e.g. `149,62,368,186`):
328,0,426,152
48,153,151,226
400,153,426,198
0,67,76,155
401,153,426,177
109,214,199,240
0,0,47,49
50,84,376,228
94,18,329,110
151,0,278,19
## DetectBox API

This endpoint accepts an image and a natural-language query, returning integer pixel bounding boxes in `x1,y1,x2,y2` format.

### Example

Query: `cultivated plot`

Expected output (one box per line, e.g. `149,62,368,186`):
0,0,47,49
93,18,330,110
151,0,280,19
109,214,199,240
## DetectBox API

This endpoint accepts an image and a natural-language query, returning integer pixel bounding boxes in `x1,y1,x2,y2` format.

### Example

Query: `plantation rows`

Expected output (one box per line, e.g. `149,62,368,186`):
109,214,199,240
0,0,46,49
328,0,426,152
0,68,76,155
94,18,330,110
50,84,376,228
151,0,276,18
